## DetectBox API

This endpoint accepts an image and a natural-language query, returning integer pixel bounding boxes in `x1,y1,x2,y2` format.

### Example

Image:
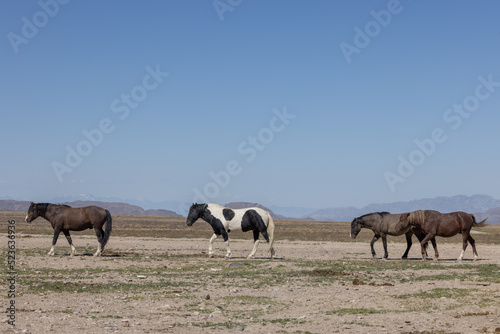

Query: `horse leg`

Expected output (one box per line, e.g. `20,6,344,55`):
419,233,435,260
94,227,105,257
402,231,413,259
467,234,479,261
259,229,275,258
62,230,76,256
370,235,380,258
381,235,389,259
247,230,260,259
458,231,472,261
414,229,429,257
457,232,470,261
48,228,61,256
208,234,218,257
221,231,231,259
430,237,439,260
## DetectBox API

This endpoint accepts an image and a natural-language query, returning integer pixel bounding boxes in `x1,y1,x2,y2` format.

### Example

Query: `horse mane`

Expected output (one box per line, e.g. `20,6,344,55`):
408,210,425,225
36,203,71,216
35,203,50,216
358,211,390,219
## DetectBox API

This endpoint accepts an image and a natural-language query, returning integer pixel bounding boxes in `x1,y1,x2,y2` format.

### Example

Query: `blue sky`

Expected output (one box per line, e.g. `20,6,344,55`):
1,0,499,214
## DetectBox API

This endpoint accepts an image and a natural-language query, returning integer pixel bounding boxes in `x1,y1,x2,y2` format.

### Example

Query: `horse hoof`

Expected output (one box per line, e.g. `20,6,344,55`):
247,255,254,260
208,254,214,258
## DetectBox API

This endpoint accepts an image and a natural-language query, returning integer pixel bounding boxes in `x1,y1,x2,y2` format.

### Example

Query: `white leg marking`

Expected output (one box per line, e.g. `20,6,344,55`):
224,241,231,259
458,250,464,261
247,240,260,259
48,246,55,256
70,244,76,256
93,244,102,257
208,234,218,257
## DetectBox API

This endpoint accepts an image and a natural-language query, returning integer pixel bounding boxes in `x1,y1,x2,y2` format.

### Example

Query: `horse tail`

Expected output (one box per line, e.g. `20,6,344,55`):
472,215,488,227
102,210,112,247
267,213,275,254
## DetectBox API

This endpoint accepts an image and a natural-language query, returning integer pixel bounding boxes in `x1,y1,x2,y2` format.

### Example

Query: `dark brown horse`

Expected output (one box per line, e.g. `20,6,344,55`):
396,210,487,261
350,212,435,259
25,202,112,256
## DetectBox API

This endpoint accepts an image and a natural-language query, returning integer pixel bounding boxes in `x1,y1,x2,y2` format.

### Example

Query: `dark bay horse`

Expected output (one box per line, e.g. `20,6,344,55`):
396,210,487,261
25,202,112,256
186,203,275,259
350,212,434,259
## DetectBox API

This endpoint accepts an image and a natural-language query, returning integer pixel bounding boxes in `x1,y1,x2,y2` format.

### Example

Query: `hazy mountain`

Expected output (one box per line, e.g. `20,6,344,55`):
475,207,500,225
224,202,302,220
307,194,500,222
0,200,180,217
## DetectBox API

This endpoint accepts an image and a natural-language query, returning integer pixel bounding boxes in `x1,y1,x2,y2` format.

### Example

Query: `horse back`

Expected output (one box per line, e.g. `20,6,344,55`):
429,211,467,237
383,213,411,236
55,206,107,231
362,213,405,236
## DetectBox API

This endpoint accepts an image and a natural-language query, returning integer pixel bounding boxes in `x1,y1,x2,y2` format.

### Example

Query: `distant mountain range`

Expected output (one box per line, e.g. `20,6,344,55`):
224,202,311,220
1,194,499,224
306,194,500,223
0,200,180,217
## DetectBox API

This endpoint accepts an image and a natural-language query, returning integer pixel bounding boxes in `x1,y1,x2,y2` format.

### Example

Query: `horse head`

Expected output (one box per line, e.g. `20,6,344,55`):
186,203,206,226
25,202,39,223
350,217,362,239
394,212,411,233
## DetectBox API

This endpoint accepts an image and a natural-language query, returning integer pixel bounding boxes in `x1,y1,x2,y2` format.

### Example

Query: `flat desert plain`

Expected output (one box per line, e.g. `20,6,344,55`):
1,212,500,334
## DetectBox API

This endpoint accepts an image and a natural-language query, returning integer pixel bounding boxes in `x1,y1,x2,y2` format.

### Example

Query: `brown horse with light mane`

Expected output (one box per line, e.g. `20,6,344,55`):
25,202,112,256
396,210,487,261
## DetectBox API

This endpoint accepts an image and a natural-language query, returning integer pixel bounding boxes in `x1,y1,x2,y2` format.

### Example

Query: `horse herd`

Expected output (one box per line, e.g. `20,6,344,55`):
25,202,487,261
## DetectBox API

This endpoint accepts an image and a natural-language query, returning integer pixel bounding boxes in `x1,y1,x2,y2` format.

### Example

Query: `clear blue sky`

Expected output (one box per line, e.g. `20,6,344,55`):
1,0,499,213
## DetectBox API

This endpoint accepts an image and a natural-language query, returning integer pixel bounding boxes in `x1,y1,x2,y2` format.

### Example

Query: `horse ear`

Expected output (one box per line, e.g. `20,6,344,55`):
30,201,35,206
400,213,409,221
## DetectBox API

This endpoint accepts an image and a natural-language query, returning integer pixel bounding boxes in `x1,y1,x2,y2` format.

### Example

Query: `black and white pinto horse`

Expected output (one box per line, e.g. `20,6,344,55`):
186,203,276,259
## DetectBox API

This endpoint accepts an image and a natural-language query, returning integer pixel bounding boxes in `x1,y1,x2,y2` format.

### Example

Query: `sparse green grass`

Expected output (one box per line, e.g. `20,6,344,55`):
396,288,472,300
326,308,382,315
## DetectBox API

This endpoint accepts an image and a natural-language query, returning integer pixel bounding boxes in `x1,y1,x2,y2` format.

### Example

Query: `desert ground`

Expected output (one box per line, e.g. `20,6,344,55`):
1,211,500,334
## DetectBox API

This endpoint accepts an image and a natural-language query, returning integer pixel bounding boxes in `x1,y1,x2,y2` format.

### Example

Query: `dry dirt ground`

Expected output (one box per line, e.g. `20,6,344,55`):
2,234,500,334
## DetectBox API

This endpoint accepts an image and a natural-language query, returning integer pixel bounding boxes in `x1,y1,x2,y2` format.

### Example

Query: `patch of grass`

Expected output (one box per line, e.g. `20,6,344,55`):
396,288,472,300
326,308,382,315
267,318,307,326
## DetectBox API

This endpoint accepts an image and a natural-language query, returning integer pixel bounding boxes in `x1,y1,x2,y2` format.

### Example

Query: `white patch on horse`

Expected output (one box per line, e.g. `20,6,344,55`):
206,203,270,232
48,246,55,256
94,244,102,257
224,240,231,258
